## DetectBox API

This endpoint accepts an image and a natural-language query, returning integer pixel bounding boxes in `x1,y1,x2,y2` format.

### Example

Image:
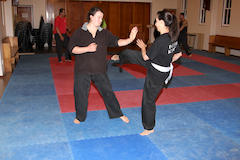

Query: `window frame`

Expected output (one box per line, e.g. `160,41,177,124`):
199,0,206,24
222,0,232,26
182,0,188,17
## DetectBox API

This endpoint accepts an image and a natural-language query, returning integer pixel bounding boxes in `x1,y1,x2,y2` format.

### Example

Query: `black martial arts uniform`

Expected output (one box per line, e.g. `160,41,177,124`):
178,20,191,55
68,23,124,122
119,33,180,130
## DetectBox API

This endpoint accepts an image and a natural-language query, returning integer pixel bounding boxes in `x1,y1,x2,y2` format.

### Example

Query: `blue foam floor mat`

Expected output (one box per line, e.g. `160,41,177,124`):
70,135,167,160
1,51,240,160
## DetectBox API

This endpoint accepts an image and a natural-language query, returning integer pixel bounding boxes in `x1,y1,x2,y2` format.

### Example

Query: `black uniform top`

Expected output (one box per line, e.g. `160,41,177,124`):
147,33,180,67
68,23,119,74
179,20,188,36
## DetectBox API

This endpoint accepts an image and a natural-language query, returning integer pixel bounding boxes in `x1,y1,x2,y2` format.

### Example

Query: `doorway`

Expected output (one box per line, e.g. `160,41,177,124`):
14,5,33,28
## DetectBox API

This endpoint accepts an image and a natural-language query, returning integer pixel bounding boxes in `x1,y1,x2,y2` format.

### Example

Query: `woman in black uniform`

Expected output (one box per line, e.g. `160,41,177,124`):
111,10,182,135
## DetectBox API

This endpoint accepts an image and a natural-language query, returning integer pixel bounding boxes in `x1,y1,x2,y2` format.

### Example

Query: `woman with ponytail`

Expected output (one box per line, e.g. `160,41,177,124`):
111,9,182,135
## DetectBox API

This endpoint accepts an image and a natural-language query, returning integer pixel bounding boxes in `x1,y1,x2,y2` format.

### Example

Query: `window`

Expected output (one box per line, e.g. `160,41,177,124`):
199,0,206,24
222,0,232,25
182,0,187,17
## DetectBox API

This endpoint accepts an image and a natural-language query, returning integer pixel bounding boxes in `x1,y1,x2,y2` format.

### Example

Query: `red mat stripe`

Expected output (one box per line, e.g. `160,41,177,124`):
120,63,203,78
58,83,240,113
184,54,240,74
50,57,240,113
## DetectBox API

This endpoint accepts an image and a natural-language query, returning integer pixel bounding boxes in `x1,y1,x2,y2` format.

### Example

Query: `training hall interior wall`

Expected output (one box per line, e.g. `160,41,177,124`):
0,2,4,76
1,0,240,56
181,0,240,56
18,0,46,29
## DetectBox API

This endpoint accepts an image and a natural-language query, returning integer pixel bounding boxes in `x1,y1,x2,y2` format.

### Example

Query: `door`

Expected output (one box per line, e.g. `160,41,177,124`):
16,6,33,25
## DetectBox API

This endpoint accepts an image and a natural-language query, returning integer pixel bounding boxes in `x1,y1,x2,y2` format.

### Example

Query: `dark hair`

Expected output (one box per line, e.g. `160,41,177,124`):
180,12,185,17
153,19,160,39
157,10,179,42
87,7,103,21
59,8,65,14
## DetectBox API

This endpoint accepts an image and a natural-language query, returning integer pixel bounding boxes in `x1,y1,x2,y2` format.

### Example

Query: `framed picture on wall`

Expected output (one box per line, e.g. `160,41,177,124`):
12,0,19,6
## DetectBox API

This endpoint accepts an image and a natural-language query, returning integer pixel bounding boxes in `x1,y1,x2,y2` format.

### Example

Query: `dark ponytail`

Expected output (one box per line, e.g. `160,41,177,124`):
157,10,179,42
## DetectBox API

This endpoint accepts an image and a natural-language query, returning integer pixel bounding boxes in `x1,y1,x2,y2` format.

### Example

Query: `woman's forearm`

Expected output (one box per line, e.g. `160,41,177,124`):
118,38,133,47
72,46,89,54
141,48,149,61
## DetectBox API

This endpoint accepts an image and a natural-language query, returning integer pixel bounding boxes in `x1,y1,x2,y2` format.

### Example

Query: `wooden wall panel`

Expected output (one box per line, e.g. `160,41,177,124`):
132,3,144,24
47,0,150,42
108,2,120,37
96,1,109,23
120,3,132,39
46,0,65,24
143,3,150,42
67,1,84,33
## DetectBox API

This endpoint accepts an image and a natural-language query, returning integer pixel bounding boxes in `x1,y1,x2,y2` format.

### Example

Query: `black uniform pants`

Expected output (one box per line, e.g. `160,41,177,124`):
55,33,72,62
74,73,123,122
119,49,166,130
178,32,191,55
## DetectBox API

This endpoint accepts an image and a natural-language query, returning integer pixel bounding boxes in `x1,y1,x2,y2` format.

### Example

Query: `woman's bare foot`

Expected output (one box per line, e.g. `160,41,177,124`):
73,118,80,124
111,55,120,61
120,115,129,123
140,129,154,136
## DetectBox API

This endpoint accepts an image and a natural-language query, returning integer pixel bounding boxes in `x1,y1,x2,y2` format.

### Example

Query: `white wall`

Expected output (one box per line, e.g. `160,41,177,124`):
185,0,212,50
18,0,178,42
18,0,46,28
0,2,4,76
150,0,178,42
3,0,14,37
214,0,240,56
180,0,240,56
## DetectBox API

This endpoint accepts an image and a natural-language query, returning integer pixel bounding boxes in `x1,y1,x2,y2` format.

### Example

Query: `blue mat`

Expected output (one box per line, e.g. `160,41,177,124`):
1,51,240,160
70,135,167,160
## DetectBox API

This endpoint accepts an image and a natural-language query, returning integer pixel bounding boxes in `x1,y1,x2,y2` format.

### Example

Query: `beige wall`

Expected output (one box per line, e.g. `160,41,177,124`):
214,0,240,56
3,0,239,55
18,0,178,42
150,0,178,42
0,2,6,38
2,0,179,41
2,0,46,37
18,0,46,28
3,0,14,37
0,2,4,75
183,0,211,50
215,0,240,36
181,0,240,56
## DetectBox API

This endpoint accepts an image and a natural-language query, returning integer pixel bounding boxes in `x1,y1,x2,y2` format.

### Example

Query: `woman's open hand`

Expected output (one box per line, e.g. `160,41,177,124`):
129,27,138,41
136,39,147,50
